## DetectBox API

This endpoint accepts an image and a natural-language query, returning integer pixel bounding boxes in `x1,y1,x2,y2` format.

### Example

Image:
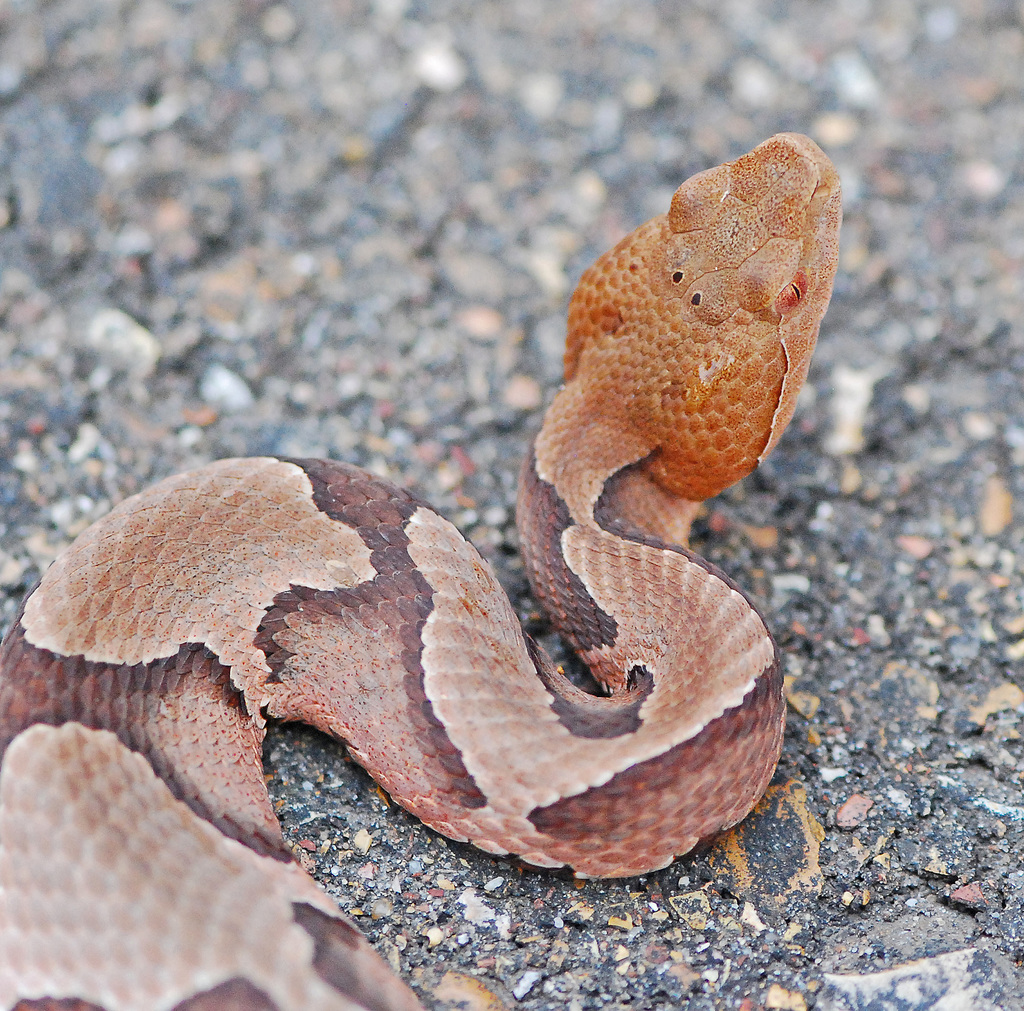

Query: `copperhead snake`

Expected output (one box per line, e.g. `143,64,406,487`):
0,133,841,1010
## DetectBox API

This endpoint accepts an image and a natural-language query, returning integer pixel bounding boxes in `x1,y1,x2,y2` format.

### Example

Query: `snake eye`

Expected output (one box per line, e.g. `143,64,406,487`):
671,271,684,283
690,292,701,305
774,270,808,316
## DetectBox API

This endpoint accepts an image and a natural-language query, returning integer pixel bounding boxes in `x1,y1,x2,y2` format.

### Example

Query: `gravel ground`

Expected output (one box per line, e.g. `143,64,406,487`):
2,1,1024,1009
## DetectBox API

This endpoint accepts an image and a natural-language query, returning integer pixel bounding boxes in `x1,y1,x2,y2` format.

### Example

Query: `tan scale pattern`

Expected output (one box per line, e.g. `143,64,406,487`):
0,629,284,858
253,519,481,836
562,522,774,703
0,724,419,1011
591,464,702,547
406,509,777,875
260,594,433,794
21,458,374,698
524,663,786,876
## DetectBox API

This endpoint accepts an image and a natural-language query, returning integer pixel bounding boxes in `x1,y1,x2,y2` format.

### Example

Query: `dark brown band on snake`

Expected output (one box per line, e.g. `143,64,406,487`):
527,655,784,844
0,621,286,859
172,980,279,1011
0,134,841,1010
517,447,619,654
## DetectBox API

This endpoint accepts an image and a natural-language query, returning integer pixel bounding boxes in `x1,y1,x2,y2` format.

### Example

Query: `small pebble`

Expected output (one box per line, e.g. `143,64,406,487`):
622,77,657,109
897,535,934,560
200,365,254,411
503,374,542,410
512,971,541,1000
831,50,881,108
519,72,562,119
836,794,875,829
962,160,1007,199
87,309,161,378
371,898,393,920
773,573,811,595
413,40,466,92
821,768,849,783
456,306,503,340
813,112,859,147
261,5,297,42
732,59,778,108
924,7,958,42
827,365,881,455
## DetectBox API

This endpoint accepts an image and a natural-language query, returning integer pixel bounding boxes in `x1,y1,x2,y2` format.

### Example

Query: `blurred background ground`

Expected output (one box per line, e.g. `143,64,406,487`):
1,1,1023,1008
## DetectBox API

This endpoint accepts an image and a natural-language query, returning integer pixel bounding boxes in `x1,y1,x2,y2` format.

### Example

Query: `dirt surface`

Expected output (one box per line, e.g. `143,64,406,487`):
1,1,1023,1009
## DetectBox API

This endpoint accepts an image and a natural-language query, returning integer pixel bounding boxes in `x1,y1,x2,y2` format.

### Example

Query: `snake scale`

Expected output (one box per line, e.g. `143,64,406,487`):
0,133,841,1010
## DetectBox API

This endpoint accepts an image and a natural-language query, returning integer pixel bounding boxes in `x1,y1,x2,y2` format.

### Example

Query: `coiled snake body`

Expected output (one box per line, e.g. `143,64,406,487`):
0,134,840,1010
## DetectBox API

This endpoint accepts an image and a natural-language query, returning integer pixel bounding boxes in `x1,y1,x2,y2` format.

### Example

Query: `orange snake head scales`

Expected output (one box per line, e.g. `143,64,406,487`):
562,133,842,506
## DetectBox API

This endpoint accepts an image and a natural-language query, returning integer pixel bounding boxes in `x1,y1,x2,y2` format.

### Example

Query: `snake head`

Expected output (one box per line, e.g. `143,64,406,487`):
663,132,842,464
564,133,841,503
666,133,839,319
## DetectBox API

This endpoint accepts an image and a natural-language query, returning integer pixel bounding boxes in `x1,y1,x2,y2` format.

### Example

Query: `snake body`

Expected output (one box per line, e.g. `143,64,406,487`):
0,134,840,1010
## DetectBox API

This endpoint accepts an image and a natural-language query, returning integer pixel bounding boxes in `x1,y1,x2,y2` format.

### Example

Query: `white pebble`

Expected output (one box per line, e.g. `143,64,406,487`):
201,364,253,411
732,59,778,108
831,51,881,108
12,448,38,473
413,40,466,92
457,887,496,925
772,573,811,595
87,309,161,377
519,72,562,119
68,423,101,464
261,5,297,42
961,160,1006,200
512,971,542,1000
826,364,882,456
924,7,958,42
